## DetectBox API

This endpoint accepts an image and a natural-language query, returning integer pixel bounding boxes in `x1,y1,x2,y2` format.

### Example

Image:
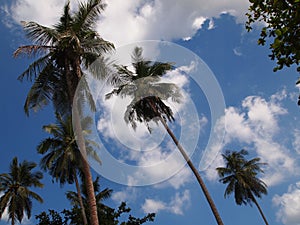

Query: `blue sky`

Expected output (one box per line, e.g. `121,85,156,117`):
1,1,300,225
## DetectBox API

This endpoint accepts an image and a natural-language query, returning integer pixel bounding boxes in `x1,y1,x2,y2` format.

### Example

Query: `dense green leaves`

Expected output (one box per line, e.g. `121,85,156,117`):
35,177,155,225
106,47,181,132
216,149,269,225
15,0,114,115
0,157,43,225
246,0,300,73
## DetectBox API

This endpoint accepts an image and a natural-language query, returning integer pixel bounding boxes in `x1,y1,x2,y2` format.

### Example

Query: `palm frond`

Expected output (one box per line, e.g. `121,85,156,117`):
14,45,53,58
17,54,51,82
21,21,58,45
73,0,106,32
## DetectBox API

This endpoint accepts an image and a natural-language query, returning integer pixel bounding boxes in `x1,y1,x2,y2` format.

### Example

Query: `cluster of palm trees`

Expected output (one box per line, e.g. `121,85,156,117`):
0,0,271,224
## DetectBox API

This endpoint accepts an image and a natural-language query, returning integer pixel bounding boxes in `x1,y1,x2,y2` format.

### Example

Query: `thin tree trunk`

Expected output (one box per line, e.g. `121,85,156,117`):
73,104,99,225
159,117,224,225
251,193,269,225
65,57,99,225
74,173,88,225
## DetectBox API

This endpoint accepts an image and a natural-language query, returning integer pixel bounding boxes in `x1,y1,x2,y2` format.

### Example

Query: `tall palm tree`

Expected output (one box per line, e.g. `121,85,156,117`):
106,47,224,225
216,149,269,225
0,157,43,225
37,113,101,225
14,1,114,224
66,176,113,225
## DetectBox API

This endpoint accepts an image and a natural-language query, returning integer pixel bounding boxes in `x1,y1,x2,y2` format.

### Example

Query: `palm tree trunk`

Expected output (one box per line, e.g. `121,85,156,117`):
159,117,224,225
74,173,88,225
73,106,99,225
65,57,99,225
250,193,269,225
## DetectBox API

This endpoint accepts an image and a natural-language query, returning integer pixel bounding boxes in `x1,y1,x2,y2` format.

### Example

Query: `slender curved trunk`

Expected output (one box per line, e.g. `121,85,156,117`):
65,58,99,225
74,173,88,225
159,117,224,225
250,193,269,225
73,98,99,225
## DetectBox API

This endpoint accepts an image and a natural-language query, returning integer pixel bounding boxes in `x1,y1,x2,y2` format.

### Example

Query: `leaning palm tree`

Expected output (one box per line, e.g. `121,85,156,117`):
14,1,114,224
37,113,101,225
106,47,224,225
0,157,43,225
216,149,269,225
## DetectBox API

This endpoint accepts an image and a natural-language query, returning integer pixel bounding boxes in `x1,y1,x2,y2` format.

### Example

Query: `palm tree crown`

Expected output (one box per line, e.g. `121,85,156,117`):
0,157,43,225
106,46,181,132
15,0,114,115
216,149,269,225
37,113,83,185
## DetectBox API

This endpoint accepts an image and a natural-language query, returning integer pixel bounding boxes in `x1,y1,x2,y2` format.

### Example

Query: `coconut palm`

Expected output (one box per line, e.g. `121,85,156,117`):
216,149,269,225
106,47,224,225
0,157,43,225
66,176,113,225
37,113,101,225
14,1,114,224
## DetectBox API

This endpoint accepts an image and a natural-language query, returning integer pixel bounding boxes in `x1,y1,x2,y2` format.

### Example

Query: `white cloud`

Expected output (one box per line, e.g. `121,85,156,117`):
6,0,250,46
205,90,299,186
111,187,137,203
142,190,190,215
142,199,167,213
273,182,300,225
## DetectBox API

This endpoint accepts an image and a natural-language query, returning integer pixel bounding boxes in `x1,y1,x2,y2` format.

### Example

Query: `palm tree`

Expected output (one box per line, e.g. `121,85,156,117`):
14,1,114,224
37,113,101,225
106,47,224,225
66,176,113,225
216,149,269,225
0,157,43,225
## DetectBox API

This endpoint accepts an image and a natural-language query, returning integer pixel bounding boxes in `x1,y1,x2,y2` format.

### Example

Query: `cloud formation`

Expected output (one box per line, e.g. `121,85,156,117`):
205,90,299,186
5,0,250,46
273,182,300,225
142,190,190,215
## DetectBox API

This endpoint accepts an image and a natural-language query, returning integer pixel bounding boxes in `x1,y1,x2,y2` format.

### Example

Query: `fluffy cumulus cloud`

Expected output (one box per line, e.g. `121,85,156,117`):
273,182,300,225
5,0,250,46
142,190,190,215
205,90,299,186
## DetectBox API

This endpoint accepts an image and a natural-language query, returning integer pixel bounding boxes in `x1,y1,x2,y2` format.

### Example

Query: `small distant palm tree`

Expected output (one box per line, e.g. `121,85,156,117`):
106,47,224,225
38,113,101,225
0,157,43,225
216,149,269,225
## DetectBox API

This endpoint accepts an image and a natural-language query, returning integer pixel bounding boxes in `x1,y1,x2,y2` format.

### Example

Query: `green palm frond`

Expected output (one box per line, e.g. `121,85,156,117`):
17,54,51,82
73,0,106,32
0,157,43,224
21,21,58,45
217,149,268,206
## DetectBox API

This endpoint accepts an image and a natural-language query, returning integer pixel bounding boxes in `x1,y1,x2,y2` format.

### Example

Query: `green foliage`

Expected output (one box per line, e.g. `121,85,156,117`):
35,202,155,225
216,149,268,205
0,157,43,225
106,46,182,132
246,0,300,73
15,0,114,115
35,210,69,225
